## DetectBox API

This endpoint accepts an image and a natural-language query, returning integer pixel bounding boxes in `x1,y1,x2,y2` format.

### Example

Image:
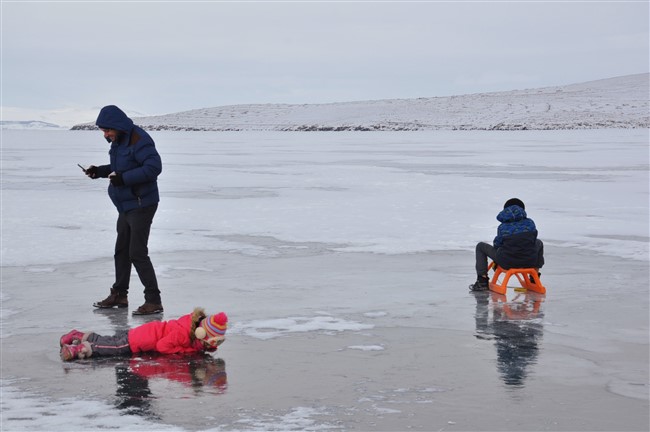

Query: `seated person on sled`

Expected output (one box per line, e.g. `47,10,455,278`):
470,198,544,291
60,308,227,361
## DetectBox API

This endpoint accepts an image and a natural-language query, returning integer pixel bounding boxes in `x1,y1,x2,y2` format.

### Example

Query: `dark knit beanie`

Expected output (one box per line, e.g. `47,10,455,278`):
504,198,525,210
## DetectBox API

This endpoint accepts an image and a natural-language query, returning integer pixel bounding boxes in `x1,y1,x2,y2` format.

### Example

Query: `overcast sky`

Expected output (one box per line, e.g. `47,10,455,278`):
2,1,648,124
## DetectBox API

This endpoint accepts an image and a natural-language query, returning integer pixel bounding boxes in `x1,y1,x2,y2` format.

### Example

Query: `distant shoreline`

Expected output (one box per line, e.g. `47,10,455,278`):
70,122,649,132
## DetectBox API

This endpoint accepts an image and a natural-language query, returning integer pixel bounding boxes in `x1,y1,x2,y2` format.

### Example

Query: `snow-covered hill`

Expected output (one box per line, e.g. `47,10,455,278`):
1,106,145,130
1,120,65,130
72,73,649,131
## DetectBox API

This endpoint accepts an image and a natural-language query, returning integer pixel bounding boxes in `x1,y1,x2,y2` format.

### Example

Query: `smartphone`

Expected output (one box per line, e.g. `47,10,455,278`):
78,164,87,172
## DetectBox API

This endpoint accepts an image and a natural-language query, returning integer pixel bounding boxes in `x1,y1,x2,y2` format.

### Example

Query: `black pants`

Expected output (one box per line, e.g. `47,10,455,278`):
475,240,544,276
113,204,161,304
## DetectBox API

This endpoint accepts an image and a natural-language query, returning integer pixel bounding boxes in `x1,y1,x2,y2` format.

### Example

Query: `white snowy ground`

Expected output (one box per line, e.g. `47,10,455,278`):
1,129,648,431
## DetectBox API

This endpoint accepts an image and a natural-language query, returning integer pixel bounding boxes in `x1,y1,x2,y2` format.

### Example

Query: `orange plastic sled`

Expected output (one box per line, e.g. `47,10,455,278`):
487,262,546,295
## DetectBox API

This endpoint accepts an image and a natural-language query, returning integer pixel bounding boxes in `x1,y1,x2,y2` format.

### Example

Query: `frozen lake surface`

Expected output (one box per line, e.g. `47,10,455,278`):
1,130,648,431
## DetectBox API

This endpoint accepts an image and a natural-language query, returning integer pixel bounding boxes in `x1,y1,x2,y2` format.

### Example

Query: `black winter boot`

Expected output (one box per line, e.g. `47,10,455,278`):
469,275,489,292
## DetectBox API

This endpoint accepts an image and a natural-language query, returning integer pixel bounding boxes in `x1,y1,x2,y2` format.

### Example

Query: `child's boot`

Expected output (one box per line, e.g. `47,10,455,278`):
60,342,93,361
469,275,489,291
59,330,86,347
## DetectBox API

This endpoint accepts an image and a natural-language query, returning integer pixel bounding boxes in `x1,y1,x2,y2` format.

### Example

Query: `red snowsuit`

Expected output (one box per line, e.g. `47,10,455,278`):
128,313,205,354
66,308,224,360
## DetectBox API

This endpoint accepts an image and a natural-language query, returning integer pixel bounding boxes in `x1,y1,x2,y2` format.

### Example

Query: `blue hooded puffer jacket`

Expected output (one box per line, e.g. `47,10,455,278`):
493,205,538,269
95,105,162,213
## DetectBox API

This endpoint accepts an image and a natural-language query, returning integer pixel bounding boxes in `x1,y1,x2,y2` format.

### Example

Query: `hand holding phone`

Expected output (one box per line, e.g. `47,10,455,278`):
81,164,98,179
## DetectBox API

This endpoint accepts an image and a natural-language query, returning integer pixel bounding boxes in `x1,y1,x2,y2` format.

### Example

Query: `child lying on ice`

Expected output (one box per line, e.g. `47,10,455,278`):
60,308,227,361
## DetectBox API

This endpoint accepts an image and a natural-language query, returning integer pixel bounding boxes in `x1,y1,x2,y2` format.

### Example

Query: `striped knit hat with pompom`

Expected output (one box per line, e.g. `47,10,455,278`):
196,312,228,340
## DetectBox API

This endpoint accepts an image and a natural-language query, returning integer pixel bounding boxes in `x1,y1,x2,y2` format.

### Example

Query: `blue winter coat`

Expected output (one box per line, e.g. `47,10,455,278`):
493,205,538,269
95,106,162,213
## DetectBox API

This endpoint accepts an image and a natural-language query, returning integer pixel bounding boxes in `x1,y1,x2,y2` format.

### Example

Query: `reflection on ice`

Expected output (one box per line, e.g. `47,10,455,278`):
92,308,130,332
63,353,227,421
473,290,545,387
117,355,227,418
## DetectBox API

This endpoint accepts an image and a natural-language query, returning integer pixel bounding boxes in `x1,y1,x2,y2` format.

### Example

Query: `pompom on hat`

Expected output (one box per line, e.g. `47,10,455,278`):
195,312,228,347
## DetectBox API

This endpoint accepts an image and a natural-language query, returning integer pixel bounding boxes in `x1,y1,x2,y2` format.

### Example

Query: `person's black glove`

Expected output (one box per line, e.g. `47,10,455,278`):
85,165,98,179
109,173,124,186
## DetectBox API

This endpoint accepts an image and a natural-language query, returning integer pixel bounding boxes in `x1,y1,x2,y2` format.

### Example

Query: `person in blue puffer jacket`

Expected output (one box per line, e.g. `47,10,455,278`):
470,198,544,291
82,105,164,315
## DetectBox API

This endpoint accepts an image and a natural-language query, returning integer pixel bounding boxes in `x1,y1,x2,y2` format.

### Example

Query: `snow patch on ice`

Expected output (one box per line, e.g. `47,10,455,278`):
363,311,388,318
155,264,215,279
0,380,180,431
234,406,337,431
233,316,374,340
371,404,401,414
24,267,56,273
347,345,385,351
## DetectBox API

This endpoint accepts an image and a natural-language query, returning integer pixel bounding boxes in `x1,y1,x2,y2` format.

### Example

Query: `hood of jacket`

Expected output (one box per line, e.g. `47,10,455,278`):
95,105,134,133
497,205,527,223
